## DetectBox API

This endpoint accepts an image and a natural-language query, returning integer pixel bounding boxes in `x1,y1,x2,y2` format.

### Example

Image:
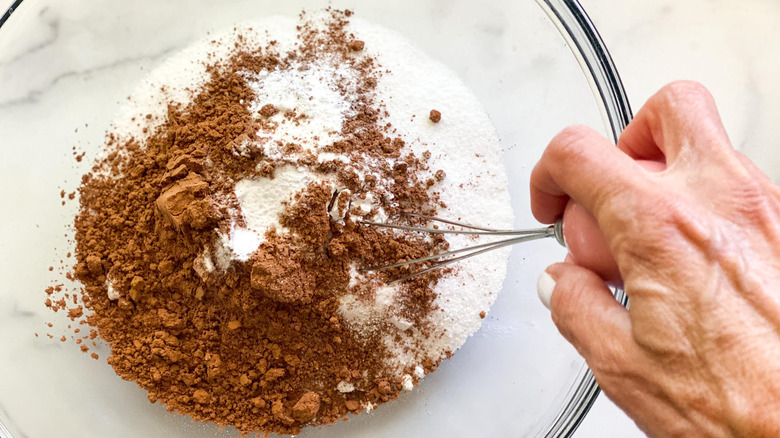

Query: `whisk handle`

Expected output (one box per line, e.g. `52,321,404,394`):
559,202,621,283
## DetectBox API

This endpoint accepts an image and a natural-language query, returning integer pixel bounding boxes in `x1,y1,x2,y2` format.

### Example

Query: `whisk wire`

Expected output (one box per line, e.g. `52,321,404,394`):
359,214,562,283
358,220,525,236
365,232,547,273
387,233,551,284
399,212,509,232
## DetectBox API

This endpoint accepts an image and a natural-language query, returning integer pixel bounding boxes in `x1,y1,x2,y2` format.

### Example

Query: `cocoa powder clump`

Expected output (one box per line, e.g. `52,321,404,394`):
348,40,365,51
429,109,442,123
259,103,278,118
291,391,321,422
155,172,214,231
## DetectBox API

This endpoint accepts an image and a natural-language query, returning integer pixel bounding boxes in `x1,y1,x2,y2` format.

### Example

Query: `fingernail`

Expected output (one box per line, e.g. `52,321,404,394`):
537,270,555,310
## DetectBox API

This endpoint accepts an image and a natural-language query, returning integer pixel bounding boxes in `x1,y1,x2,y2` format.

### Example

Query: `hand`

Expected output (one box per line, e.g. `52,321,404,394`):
530,81,780,437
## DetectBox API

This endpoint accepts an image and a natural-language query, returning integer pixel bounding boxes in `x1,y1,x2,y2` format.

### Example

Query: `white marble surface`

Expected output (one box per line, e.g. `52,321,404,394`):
1,0,779,437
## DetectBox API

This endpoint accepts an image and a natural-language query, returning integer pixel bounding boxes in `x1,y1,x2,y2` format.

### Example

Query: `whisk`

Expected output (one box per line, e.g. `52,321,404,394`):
359,213,565,283
359,203,618,283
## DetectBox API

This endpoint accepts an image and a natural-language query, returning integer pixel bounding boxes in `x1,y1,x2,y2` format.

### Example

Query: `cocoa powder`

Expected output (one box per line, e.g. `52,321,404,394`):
258,104,278,118
50,9,454,437
348,40,365,52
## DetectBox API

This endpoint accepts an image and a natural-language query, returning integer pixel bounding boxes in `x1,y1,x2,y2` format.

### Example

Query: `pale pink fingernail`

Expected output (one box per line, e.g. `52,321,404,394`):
537,270,555,310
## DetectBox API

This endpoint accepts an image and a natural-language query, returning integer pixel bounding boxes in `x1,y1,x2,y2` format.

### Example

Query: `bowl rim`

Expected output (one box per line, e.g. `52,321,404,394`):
535,0,632,437
0,1,632,437
0,0,22,29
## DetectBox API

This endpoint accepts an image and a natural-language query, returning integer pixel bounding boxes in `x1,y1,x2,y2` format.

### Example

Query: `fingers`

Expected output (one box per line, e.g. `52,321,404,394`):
538,262,633,366
618,81,731,163
531,82,734,236
530,125,651,225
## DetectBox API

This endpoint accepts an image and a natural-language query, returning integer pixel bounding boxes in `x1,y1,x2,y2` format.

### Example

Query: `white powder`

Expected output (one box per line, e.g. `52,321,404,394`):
338,284,417,338
336,381,355,393
230,165,312,260
111,12,513,383
227,226,263,262
401,374,414,391
105,278,120,301
246,60,357,153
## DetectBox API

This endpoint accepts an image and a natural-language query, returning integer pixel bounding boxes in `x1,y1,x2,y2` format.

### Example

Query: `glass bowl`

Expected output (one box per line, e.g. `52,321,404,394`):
0,0,630,437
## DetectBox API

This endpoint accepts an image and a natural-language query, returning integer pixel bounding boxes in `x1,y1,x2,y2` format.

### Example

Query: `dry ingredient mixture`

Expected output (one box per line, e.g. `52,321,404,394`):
45,9,513,436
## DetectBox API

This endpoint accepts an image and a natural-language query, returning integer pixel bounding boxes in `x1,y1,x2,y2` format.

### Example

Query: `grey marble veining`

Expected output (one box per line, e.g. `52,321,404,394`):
0,3,187,106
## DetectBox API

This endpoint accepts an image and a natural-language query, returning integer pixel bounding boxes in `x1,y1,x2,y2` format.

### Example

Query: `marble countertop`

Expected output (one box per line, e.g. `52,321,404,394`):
2,0,778,437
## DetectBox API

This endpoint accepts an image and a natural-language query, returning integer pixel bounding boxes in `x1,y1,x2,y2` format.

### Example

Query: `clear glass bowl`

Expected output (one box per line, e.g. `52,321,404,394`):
0,0,630,436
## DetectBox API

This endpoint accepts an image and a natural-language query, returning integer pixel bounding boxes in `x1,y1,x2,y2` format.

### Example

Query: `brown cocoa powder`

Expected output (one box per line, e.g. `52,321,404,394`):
258,104,278,118
348,40,365,52
49,8,455,437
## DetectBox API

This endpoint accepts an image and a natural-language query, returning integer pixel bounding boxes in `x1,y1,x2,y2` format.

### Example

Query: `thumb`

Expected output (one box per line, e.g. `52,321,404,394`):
537,262,632,362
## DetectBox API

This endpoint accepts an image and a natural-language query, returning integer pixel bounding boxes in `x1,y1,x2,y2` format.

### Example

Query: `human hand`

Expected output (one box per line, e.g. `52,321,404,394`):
530,81,780,437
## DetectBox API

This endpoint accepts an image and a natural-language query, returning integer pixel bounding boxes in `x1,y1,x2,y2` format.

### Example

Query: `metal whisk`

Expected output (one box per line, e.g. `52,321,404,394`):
360,212,565,283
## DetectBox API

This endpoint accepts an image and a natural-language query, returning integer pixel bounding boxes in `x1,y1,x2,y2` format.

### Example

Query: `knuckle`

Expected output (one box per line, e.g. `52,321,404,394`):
547,125,596,162
733,181,772,213
609,193,689,267
654,81,714,111
660,80,710,101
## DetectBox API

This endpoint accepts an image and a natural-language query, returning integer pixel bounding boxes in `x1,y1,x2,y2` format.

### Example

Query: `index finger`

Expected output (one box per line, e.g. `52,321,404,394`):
530,125,653,225
618,81,731,163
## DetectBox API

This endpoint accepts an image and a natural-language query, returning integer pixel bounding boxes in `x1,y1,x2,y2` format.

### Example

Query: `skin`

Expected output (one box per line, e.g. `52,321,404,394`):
530,81,780,437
